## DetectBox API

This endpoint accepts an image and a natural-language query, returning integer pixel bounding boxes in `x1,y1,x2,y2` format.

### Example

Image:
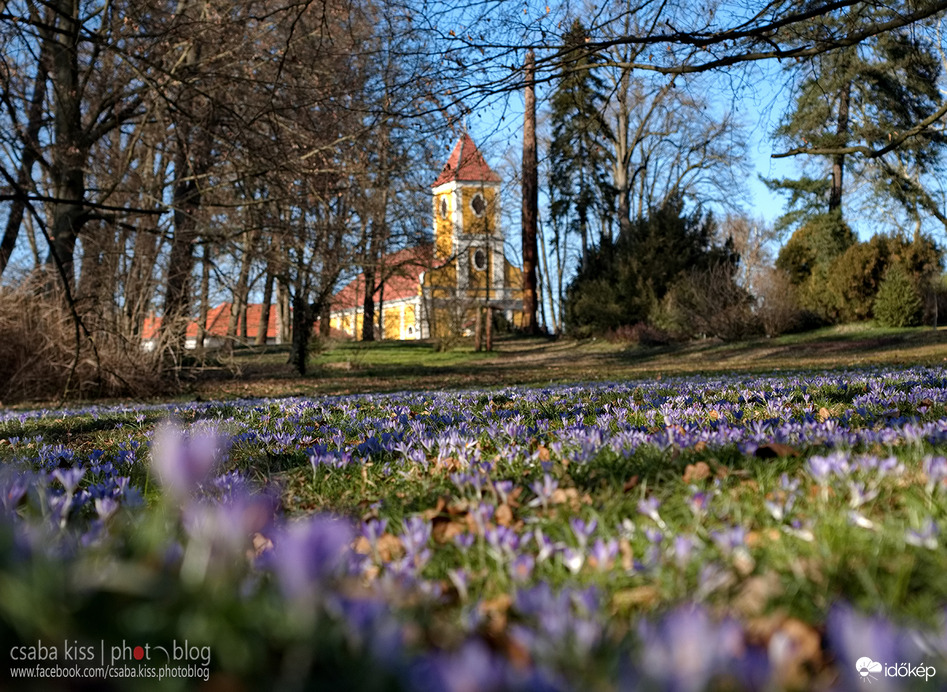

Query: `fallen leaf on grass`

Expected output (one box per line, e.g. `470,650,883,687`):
431,517,465,544
769,618,823,690
484,629,532,670
479,594,513,631
733,572,783,617
612,585,661,612
495,503,514,527
420,496,447,520
354,533,404,562
745,528,781,548
622,475,639,493
683,462,711,483
550,488,592,511
435,457,465,473
619,539,633,571
249,532,273,558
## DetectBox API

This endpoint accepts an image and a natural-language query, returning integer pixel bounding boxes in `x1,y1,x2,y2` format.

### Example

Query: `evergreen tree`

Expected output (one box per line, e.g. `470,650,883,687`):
874,263,924,327
773,9,945,221
564,195,734,334
548,19,612,260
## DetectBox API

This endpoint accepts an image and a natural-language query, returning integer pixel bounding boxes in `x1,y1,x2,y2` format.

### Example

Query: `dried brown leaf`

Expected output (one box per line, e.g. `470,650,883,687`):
683,462,711,483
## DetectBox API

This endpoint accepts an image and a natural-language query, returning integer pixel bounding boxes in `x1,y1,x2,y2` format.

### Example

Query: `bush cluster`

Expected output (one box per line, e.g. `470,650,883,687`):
564,195,738,337
777,219,941,326
0,278,164,403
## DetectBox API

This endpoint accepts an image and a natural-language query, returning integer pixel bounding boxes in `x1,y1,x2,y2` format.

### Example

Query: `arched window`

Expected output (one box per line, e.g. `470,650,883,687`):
473,248,488,271
470,193,486,217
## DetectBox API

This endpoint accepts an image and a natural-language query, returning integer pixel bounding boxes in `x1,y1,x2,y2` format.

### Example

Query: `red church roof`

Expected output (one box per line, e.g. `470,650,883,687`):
432,133,501,187
331,246,432,311
141,303,280,341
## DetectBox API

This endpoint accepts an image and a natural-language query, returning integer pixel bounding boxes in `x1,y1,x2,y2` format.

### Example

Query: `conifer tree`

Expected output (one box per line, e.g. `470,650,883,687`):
773,9,945,220
548,19,612,260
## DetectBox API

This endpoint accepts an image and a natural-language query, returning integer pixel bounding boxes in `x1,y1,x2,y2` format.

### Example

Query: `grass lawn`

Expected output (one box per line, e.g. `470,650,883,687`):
191,322,947,400
1,325,946,689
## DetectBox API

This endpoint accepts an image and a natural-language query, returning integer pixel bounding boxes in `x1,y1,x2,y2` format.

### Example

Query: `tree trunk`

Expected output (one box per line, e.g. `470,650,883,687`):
538,217,559,333
164,119,214,356
276,278,291,344
0,31,51,278
289,293,316,375
361,262,376,341
320,300,331,338
197,242,211,354
257,270,274,345
521,50,539,335
229,230,256,344
829,79,851,213
45,0,85,290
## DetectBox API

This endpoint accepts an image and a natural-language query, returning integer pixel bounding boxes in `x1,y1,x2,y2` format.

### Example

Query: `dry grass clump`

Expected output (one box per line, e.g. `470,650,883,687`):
0,280,165,404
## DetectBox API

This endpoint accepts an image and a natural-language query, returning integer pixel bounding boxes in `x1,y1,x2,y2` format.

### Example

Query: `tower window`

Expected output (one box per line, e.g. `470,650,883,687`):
470,193,486,217
473,248,488,271
439,197,449,219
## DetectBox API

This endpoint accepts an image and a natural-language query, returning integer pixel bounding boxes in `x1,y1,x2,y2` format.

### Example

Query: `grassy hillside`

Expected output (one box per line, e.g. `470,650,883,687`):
195,323,947,400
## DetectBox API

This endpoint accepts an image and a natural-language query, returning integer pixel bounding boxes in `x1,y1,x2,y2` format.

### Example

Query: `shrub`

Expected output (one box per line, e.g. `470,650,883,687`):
775,211,856,287
754,267,805,337
873,264,923,328
656,262,759,341
926,274,947,327
564,195,734,335
825,236,891,322
0,278,164,403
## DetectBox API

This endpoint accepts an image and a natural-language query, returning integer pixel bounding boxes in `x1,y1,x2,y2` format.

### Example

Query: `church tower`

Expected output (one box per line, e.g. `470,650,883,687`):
431,133,505,300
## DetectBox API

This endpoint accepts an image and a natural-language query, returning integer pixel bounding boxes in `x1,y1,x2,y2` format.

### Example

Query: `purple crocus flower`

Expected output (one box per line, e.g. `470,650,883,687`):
561,547,585,574
0,472,30,514
638,605,747,692
93,497,119,522
570,517,598,547
271,515,354,600
589,538,618,570
674,535,697,567
409,639,508,692
528,474,558,508
711,526,745,554
826,604,909,690
638,497,666,527
510,553,535,582
687,491,708,517
906,518,939,549
150,423,223,500
52,467,85,495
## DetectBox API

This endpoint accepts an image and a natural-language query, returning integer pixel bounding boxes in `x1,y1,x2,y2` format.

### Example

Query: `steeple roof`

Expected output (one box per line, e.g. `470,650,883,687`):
432,132,501,187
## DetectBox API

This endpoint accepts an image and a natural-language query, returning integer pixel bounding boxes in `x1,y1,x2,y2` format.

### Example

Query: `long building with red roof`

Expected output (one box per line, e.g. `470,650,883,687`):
142,132,523,349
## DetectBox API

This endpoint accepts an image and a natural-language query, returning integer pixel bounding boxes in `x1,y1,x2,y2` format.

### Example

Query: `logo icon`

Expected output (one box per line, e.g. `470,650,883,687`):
856,657,882,683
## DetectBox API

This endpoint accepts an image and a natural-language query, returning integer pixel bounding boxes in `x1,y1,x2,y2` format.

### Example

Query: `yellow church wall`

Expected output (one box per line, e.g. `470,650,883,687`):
434,193,453,259
504,260,525,300
460,186,498,237
383,306,401,340
423,262,457,299
468,251,489,292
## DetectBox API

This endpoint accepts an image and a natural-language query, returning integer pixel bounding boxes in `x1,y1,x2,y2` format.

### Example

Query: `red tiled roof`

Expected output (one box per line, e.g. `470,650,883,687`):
331,246,432,312
432,133,501,187
142,303,280,341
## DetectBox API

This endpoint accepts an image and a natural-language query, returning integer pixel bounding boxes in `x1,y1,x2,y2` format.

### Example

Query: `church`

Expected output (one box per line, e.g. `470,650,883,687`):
327,133,524,340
